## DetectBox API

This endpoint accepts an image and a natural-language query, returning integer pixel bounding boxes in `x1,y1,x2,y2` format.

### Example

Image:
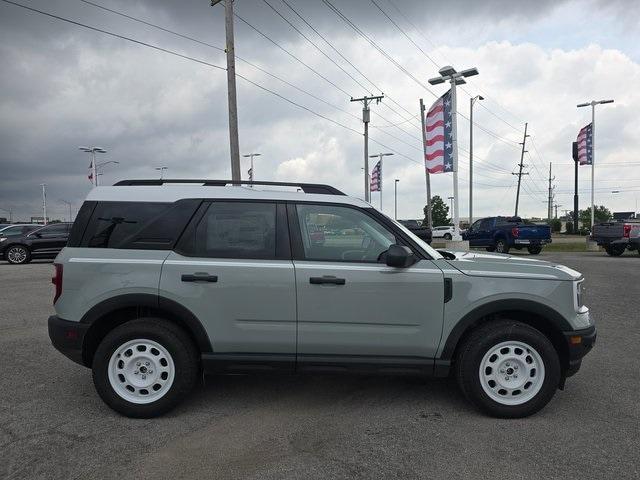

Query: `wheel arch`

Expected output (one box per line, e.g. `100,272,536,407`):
441,300,572,372
80,293,212,367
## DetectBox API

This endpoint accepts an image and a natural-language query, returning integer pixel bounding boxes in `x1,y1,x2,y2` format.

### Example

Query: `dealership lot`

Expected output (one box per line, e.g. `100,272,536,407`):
1,252,638,480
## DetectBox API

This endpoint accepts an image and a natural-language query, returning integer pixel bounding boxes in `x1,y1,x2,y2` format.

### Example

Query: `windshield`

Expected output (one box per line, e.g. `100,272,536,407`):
389,217,443,260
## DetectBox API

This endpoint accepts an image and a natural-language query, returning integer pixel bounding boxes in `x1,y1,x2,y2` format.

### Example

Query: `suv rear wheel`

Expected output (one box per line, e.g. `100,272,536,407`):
605,245,625,256
92,318,199,418
6,245,31,264
456,320,560,418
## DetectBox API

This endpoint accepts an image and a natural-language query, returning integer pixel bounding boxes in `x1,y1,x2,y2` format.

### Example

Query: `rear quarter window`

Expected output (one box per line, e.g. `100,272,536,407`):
79,199,200,249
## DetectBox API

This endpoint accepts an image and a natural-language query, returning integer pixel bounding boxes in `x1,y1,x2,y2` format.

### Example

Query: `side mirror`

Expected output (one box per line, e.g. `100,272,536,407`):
385,244,416,268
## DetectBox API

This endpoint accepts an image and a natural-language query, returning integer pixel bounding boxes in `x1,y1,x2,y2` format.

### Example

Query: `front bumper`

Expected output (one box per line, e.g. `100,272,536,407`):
563,325,597,378
48,315,89,366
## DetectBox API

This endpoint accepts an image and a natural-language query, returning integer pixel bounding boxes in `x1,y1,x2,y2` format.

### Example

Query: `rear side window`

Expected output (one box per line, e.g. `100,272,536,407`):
80,200,200,249
193,202,277,259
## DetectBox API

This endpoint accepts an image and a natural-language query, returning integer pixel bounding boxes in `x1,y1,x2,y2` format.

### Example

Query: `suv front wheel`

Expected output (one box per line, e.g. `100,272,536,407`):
456,320,560,418
92,318,199,418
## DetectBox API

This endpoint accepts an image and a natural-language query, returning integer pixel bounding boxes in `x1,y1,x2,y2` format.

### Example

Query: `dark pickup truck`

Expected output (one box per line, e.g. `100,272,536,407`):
463,216,552,254
591,220,640,256
398,219,432,244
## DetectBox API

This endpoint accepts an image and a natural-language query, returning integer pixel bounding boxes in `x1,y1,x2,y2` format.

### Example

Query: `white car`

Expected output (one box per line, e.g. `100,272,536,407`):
431,225,455,240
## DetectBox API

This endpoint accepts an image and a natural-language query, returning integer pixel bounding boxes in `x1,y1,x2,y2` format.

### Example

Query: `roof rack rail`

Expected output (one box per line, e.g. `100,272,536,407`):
113,179,345,195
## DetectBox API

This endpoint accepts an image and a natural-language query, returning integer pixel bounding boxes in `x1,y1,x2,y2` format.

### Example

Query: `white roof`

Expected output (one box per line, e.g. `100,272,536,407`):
86,184,370,208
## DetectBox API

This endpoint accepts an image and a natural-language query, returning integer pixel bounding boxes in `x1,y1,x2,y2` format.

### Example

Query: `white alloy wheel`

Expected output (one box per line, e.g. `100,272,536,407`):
7,246,28,263
479,340,545,406
108,339,175,404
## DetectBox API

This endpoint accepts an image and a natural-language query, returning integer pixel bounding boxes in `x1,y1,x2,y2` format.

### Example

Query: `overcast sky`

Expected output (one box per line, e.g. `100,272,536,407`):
1,0,639,222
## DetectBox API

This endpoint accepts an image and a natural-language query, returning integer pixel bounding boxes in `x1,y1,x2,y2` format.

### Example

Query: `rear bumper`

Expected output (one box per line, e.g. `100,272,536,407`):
563,325,596,377
48,315,89,366
514,238,551,245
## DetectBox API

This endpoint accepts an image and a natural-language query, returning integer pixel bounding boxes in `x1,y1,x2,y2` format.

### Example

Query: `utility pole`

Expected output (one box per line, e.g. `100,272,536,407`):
352,94,384,202
419,99,433,230
212,0,241,181
577,99,614,228
448,196,455,217
428,65,480,241
40,183,47,225
554,203,562,219
512,123,529,217
547,162,555,222
469,95,483,226
394,179,399,220
572,141,579,231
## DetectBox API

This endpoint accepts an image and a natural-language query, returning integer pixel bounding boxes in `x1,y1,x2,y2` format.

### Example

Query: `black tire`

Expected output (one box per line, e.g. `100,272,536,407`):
456,320,561,418
605,245,625,257
92,318,199,418
494,238,510,254
5,244,31,264
485,246,496,252
527,245,543,255
443,233,452,241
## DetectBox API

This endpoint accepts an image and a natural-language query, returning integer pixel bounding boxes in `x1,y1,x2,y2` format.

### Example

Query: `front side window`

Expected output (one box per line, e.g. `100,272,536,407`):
194,202,277,259
296,204,396,262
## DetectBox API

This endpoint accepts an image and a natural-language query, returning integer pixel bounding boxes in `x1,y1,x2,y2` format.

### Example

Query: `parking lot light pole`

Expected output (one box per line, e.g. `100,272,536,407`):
242,153,261,185
79,147,107,186
469,95,483,227
40,183,47,225
155,166,168,179
577,99,614,228
394,179,399,220
429,65,480,241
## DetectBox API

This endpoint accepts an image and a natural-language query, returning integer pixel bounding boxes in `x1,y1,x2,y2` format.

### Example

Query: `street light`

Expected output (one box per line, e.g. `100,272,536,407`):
394,179,399,220
369,152,393,210
429,65,479,241
577,99,614,228
155,166,168,179
242,153,261,184
79,147,107,186
59,199,73,222
469,94,484,227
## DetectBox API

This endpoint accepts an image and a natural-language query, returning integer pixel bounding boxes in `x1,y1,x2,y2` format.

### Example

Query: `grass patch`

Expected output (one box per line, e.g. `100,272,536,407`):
542,242,590,252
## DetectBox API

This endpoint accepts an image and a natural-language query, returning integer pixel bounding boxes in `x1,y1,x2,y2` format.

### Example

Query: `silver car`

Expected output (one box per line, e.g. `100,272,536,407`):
48,180,596,418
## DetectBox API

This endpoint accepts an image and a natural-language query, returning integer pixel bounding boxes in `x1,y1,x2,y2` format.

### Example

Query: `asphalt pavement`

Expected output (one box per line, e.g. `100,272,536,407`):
1,252,638,480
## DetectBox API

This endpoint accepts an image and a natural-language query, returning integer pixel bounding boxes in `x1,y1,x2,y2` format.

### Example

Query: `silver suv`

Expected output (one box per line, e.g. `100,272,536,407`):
48,180,596,418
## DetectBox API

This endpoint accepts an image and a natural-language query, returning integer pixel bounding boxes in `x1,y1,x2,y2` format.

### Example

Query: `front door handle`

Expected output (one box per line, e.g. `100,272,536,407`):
310,276,346,285
181,273,218,283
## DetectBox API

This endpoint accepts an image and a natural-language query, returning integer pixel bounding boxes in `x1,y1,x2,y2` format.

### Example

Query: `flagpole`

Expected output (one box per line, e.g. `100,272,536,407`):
450,77,461,240
591,104,595,229
419,99,433,230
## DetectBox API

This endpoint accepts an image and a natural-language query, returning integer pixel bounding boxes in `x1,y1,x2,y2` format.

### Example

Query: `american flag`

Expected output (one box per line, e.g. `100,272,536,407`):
576,123,593,165
370,160,382,192
425,90,454,174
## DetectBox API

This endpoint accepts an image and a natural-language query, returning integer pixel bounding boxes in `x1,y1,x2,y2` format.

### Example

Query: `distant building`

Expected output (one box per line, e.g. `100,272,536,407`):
613,211,635,221
30,216,49,224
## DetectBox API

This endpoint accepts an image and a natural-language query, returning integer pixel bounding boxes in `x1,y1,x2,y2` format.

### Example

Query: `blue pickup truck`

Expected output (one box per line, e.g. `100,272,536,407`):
463,216,552,254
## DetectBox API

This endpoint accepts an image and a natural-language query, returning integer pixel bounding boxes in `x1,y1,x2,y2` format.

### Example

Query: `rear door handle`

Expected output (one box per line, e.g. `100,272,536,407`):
310,276,346,285
181,273,218,283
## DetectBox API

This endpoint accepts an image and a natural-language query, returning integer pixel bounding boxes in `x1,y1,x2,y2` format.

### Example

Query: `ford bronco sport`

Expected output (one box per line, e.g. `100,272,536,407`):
48,180,595,418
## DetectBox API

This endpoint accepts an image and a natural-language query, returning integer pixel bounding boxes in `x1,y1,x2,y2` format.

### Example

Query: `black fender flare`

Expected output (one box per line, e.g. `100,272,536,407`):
80,293,212,356
439,299,573,361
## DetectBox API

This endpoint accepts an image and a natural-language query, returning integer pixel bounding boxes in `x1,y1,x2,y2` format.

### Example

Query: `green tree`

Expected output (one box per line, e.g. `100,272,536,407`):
424,195,450,226
578,205,612,229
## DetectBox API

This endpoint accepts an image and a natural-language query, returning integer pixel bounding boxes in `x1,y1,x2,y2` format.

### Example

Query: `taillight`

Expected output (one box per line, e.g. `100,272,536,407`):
623,224,631,238
52,263,63,304
511,227,520,238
